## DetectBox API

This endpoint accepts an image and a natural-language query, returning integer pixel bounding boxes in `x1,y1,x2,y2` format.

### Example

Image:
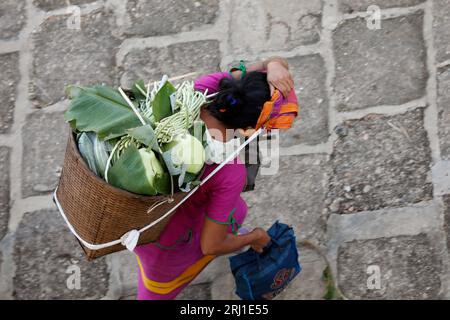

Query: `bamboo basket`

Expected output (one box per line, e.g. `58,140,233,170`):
54,131,189,260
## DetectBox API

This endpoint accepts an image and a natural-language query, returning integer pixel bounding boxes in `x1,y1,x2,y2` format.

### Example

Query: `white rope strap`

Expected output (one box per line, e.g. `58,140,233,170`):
54,129,262,252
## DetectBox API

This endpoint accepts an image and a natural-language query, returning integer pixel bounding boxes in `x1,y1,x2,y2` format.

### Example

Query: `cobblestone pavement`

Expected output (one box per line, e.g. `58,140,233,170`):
1,0,450,300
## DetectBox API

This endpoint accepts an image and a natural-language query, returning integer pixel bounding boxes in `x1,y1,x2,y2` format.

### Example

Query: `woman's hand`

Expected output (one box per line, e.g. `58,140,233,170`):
250,228,271,253
201,219,270,256
266,60,295,98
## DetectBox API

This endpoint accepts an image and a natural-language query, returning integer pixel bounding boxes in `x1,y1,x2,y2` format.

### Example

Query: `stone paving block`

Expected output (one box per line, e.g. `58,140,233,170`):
242,154,329,245
124,0,219,37
107,250,137,299
327,202,441,255
13,209,109,299
229,0,322,55
333,13,427,111
176,283,212,300
211,273,239,300
0,0,27,40
339,0,424,13
280,54,328,147
0,52,19,134
275,246,327,300
30,8,121,106
433,0,450,63
22,112,68,197
33,0,96,11
327,109,432,214
443,195,450,252
337,234,442,299
120,40,221,87
432,160,450,196
437,66,450,160
192,255,229,285
0,148,11,242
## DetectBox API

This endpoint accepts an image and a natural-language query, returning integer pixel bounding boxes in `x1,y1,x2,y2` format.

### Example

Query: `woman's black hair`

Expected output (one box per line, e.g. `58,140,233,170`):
206,72,271,129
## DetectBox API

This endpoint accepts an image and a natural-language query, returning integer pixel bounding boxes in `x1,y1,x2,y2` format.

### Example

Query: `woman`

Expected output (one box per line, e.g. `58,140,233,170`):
134,57,295,300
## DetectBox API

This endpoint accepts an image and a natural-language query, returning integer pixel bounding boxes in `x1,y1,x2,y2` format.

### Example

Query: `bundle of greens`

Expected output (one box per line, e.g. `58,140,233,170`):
64,76,208,196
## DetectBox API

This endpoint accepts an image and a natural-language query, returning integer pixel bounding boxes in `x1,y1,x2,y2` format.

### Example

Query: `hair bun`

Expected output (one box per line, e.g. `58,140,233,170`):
206,72,270,129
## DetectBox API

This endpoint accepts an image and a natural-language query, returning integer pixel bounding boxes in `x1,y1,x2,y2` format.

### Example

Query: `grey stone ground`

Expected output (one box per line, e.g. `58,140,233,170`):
0,0,450,300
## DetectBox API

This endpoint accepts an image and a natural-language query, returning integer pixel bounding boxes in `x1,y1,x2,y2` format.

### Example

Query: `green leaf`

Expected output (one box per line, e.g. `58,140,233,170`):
91,132,110,178
107,145,158,195
126,125,158,150
64,85,143,140
152,81,176,122
77,132,98,176
183,172,198,184
154,173,171,195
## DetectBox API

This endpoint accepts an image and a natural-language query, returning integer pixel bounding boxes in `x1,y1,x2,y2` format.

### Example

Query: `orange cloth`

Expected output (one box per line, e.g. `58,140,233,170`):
255,89,299,131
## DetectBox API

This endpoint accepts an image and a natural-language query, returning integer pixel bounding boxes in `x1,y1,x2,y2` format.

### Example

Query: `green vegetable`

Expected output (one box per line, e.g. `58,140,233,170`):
163,133,205,175
77,132,98,175
152,80,176,122
66,77,209,196
107,145,168,195
92,133,111,178
154,81,207,144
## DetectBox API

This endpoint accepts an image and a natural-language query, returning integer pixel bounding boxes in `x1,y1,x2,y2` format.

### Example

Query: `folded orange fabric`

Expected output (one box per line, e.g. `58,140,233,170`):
255,89,299,131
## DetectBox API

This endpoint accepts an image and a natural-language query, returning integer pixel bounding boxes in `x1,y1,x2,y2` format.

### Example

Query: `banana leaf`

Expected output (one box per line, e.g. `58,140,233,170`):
65,85,148,140
108,145,170,195
77,132,98,176
154,172,171,195
126,125,159,152
152,81,176,122
107,145,161,195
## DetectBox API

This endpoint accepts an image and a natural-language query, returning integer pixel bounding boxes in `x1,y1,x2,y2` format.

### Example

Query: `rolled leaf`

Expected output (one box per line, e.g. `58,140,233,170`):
107,145,158,195
91,132,110,178
77,132,98,176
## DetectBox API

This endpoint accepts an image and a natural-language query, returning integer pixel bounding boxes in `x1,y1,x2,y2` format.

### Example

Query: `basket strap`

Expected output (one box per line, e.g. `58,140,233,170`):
54,129,262,252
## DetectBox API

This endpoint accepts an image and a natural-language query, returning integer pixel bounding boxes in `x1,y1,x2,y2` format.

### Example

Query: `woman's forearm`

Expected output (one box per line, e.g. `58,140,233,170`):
203,231,259,256
230,56,289,78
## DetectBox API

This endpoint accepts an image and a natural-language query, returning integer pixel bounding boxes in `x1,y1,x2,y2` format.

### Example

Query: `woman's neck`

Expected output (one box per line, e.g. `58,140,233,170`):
200,107,231,142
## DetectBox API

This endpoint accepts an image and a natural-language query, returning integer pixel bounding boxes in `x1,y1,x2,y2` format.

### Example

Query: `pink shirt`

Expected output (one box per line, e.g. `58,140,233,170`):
134,72,248,299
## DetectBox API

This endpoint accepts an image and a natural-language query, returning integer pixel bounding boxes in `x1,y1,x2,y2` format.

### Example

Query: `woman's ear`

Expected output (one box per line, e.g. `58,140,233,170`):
238,128,256,137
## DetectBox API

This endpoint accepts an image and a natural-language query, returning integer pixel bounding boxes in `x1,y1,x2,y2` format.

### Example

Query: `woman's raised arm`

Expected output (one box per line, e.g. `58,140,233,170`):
230,57,295,97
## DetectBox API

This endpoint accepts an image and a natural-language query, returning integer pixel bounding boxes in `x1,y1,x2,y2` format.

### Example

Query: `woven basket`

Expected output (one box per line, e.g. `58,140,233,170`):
55,131,189,260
